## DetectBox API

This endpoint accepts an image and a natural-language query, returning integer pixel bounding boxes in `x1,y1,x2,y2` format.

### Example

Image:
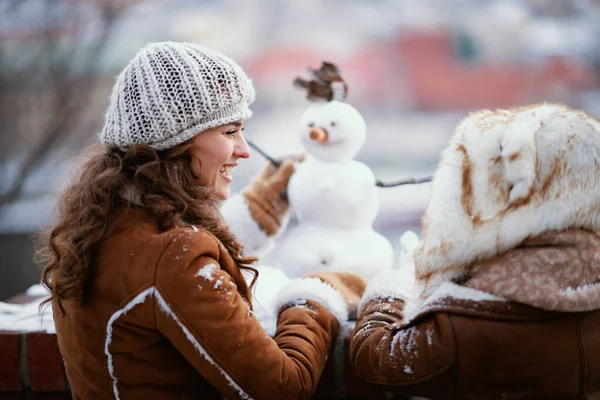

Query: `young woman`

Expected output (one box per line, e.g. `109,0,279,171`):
38,41,365,399
350,103,600,399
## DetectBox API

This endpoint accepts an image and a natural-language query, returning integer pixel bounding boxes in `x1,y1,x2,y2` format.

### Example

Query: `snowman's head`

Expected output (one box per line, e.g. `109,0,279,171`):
299,100,366,161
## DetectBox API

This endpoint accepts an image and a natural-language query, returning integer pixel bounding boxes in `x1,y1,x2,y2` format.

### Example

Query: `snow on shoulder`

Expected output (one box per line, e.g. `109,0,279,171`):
195,263,218,281
194,263,231,292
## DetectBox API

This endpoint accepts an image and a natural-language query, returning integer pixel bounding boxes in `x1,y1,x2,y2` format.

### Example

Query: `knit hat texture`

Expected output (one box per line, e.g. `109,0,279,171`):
100,41,255,150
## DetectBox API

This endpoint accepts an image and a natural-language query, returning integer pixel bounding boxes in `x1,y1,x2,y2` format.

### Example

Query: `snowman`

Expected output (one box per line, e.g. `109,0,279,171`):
269,62,394,281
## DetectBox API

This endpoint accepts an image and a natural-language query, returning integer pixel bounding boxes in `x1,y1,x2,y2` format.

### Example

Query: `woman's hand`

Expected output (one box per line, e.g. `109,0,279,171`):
274,271,367,327
306,271,368,320
243,156,303,236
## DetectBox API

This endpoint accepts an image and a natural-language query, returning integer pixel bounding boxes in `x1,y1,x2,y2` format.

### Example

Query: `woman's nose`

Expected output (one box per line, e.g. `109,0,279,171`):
235,135,251,159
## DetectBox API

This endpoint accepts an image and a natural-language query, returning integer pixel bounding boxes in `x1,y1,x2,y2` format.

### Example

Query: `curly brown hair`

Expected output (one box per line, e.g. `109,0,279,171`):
37,142,258,315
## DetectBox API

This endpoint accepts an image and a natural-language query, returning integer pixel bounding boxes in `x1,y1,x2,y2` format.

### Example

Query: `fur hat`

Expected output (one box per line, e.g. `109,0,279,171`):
100,42,255,150
413,103,600,305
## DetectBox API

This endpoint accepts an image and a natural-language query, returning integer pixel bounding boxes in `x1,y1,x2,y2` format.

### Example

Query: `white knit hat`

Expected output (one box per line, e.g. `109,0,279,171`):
100,42,255,150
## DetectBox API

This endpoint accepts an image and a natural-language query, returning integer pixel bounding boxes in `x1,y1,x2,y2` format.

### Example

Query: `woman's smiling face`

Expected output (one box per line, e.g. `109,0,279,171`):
189,120,250,200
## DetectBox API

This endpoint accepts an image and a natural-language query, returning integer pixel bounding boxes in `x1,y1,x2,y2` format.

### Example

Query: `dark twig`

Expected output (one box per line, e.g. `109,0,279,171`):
375,176,433,187
247,140,281,167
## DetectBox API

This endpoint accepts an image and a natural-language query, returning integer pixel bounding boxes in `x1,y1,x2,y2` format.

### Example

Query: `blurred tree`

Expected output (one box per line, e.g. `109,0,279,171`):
0,0,137,207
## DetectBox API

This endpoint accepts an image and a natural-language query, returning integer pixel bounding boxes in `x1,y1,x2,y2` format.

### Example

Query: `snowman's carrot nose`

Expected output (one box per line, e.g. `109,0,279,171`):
309,127,329,143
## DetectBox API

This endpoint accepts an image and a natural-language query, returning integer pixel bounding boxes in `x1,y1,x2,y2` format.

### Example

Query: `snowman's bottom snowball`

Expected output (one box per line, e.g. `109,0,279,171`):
247,265,292,336
270,223,394,281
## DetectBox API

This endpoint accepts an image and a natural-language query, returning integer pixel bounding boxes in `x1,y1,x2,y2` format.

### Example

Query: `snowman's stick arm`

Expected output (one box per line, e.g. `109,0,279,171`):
247,140,282,167
248,139,431,187
375,176,433,187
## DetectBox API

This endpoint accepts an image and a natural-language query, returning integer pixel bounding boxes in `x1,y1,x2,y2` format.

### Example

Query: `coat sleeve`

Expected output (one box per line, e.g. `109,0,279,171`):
220,193,287,256
153,231,341,400
349,271,456,386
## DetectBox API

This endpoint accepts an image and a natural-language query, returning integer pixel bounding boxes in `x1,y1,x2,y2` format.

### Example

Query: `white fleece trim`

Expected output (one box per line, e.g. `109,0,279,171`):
358,274,507,323
104,287,155,400
403,282,506,323
220,193,273,256
274,278,348,324
358,269,416,313
104,287,253,400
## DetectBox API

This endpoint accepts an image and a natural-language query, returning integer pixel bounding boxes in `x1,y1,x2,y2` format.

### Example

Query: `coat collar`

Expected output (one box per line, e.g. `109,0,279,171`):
404,229,600,321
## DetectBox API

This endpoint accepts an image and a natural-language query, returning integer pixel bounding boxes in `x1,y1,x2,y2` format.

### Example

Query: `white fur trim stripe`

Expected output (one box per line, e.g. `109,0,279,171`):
154,290,253,400
274,278,348,324
220,193,272,256
104,287,253,400
104,287,155,400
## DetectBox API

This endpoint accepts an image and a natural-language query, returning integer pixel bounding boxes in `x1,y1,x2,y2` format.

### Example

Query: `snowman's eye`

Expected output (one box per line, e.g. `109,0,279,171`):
330,121,336,127
308,122,314,128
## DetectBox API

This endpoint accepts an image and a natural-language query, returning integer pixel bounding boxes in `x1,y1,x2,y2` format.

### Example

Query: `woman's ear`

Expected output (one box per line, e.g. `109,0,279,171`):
501,120,537,206
191,154,203,178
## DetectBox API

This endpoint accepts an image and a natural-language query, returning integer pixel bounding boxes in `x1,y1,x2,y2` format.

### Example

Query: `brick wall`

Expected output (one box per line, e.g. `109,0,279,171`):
0,331,69,399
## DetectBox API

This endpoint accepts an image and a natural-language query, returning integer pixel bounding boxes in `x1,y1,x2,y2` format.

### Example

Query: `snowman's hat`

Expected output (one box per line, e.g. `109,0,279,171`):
293,61,348,102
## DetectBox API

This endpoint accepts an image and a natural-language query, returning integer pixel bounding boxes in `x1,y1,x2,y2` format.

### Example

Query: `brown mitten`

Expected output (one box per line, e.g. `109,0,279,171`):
243,157,301,236
307,271,367,320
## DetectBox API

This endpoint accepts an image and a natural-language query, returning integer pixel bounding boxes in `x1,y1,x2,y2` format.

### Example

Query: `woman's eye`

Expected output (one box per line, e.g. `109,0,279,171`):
225,127,244,135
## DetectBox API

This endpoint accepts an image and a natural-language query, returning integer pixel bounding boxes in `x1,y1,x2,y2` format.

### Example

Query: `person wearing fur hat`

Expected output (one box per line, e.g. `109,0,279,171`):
350,103,600,399
37,42,366,399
